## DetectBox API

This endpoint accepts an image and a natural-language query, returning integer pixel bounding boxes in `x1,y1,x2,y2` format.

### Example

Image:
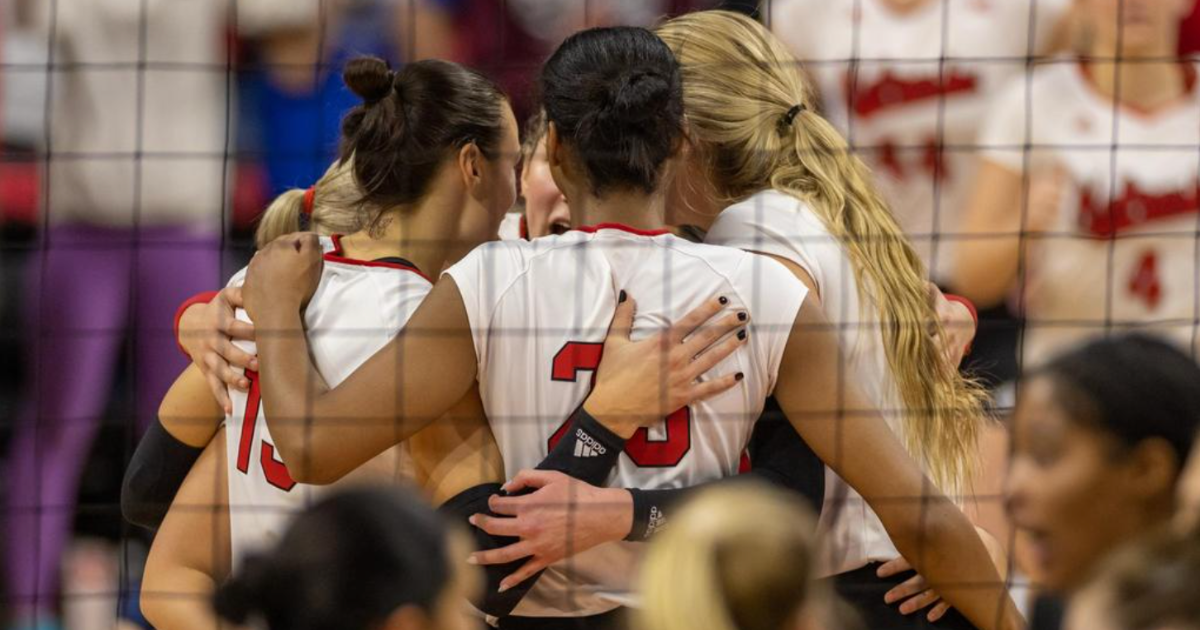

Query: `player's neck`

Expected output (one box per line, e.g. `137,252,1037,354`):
338,207,455,276
569,189,668,232
1086,54,1187,112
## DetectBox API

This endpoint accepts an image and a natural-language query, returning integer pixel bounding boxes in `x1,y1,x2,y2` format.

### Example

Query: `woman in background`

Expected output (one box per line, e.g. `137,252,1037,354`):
1006,334,1200,630
766,0,1070,285
952,0,1200,368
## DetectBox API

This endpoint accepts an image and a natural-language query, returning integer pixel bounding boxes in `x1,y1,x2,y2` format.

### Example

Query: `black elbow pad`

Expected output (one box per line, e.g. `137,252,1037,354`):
122,419,204,530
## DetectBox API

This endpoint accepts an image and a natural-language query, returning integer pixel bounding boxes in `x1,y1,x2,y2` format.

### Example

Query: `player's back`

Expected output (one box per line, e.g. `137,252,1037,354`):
224,236,432,563
445,224,807,616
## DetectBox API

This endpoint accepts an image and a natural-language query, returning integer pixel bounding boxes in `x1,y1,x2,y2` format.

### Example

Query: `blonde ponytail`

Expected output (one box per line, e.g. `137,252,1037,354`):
637,484,823,630
254,189,307,249
658,11,986,495
253,158,375,249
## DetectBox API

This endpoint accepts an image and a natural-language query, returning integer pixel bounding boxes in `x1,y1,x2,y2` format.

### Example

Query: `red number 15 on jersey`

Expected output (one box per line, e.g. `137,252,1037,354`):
546,342,691,467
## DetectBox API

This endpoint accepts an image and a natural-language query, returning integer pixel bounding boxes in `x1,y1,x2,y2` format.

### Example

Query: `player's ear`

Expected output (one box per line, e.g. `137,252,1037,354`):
1125,437,1180,501
545,123,576,202
545,122,563,172
379,604,431,630
458,141,483,190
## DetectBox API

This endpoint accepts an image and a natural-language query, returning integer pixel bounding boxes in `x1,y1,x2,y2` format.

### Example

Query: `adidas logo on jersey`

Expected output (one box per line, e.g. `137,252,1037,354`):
573,428,607,458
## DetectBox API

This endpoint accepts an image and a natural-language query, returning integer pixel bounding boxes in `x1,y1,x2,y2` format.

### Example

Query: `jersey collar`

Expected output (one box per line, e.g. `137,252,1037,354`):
572,222,672,237
325,234,433,283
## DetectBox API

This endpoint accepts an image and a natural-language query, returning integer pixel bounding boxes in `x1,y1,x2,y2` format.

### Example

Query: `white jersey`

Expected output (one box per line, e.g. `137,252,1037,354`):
223,235,432,565
768,0,1068,280
980,60,1200,367
497,212,527,241
707,189,905,576
445,224,807,617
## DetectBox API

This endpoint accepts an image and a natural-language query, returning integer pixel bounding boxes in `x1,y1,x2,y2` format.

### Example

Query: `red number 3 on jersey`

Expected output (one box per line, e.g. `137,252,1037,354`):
546,341,691,468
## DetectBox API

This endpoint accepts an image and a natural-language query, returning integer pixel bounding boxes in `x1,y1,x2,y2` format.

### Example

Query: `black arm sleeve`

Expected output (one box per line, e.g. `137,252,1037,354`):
121,418,205,530
625,396,825,541
438,407,629,618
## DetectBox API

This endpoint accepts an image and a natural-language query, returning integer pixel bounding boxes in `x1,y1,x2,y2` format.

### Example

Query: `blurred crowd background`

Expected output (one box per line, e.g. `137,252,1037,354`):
1,0,1199,628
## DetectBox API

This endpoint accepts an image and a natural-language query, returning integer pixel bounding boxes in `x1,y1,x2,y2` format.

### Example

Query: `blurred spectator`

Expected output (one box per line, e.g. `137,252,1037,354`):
423,0,724,120
952,0,1200,368
767,0,1071,284
0,0,43,230
3,1,294,627
766,0,1072,394
239,0,410,199
1006,335,1200,630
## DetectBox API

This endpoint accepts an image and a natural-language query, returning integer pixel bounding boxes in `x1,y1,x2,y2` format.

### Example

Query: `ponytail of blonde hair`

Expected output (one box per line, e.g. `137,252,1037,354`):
254,158,376,249
657,11,986,495
637,484,823,630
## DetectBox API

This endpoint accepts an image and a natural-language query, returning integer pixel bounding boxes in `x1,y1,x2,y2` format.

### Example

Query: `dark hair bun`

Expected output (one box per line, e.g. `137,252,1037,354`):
540,27,684,195
337,57,507,211
603,68,671,127
343,56,395,104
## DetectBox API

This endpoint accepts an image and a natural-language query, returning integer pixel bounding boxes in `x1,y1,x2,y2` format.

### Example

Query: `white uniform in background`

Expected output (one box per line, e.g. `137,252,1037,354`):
707,189,908,576
224,235,431,564
768,0,1069,280
980,60,1200,367
445,224,807,617
22,0,311,227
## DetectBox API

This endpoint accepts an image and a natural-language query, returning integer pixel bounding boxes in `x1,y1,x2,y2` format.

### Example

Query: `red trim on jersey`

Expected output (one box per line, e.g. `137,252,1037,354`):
1077,61,1199,118
1079,181,1200,237
325,234,433,283
519,214,529,240
572,223,672,237
174,290,221,359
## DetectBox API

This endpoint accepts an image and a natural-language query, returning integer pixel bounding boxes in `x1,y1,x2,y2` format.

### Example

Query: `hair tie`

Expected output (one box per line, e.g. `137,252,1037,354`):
782,103,807,127
302,186,316,216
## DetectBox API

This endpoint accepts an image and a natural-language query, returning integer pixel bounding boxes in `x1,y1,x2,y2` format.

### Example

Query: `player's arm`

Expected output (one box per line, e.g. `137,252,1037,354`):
243,234,479,485
441,295,749,614
773,293,1023,630
949,160,1028,307
122,364,224,530
141,429,233,630
951,159,1068,308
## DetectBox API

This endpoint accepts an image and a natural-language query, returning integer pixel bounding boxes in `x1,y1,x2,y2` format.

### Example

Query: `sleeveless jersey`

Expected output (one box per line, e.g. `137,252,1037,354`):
444,224,807,617
707,189,908,576
223,235,432,564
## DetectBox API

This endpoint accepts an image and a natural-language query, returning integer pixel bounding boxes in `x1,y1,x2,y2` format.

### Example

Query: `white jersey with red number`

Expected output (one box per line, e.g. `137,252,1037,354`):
769,0,1068,280
444,224,808,617
980,60,1200,367
223,235,432,565
706,188,909,576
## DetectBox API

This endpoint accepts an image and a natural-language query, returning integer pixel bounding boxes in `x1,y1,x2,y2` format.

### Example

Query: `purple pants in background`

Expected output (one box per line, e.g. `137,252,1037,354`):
6,223,221,620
